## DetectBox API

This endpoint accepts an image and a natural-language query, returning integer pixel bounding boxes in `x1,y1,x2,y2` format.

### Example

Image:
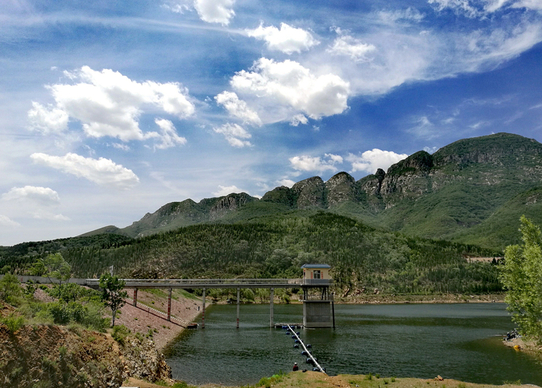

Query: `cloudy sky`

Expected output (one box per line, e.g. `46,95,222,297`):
1,0,542,245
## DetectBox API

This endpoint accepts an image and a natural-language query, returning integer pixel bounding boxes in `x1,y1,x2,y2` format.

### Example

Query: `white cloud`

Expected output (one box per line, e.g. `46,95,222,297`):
213,123,252,147
31,212,70,221
327,34,376,62
424,146,439,154
408,116,437,138
428,0,481,17
0,215,20,227
112,143,131,151
512,0,542,11
31,66,194,142
246,23,320,54
377,7,425,23
231,58,350,121
27,102,69,134
162,0,192,14
152,118,187,149
213,184,242,196
428,0,542,16
1,186,69,222
289,154,343,173
277,179,296,188
325,153,344,164
2,186,60,206
347,149,408,174
30,152,140,190
290,114,308,126
215,91,262,126
194,0,235,25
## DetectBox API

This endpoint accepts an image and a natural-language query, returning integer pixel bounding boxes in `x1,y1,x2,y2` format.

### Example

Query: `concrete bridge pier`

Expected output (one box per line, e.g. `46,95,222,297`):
167,288,172,321
133,288,138,307
202,288,206,329
236,287,240,329
270,288,274,328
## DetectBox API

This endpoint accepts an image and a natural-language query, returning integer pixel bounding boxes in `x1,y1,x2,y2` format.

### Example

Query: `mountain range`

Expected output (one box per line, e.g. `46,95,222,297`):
84,132,542,250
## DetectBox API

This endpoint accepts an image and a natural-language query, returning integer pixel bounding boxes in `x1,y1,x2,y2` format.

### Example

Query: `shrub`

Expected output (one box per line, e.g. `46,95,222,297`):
1,313,25,333
112,325,131,345
0,273,22,305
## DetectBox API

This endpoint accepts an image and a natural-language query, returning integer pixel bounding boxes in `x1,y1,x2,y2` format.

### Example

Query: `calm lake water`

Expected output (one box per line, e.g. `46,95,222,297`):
165,303,542,386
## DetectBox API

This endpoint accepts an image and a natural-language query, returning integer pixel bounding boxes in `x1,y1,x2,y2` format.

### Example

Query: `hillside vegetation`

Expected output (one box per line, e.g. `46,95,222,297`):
2,212,501,296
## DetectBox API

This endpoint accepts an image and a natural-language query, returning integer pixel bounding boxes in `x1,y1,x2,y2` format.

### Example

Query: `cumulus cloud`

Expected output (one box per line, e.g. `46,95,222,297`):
289,154,343,173
0,215,20,227
215,91,262,126
347,149,408,174
231,58,350,121
2,186,69,222
246,23,320,54
28,102,69,134
30,66,194,142
327,33,376,62
194,0,235,25
152,118,187,149
213,184,243,196
2,186,60,206
30,152,140,190
213,123,252,147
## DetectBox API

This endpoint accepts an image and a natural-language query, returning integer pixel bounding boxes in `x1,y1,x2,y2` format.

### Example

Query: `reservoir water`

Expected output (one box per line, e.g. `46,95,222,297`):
165,303,542,386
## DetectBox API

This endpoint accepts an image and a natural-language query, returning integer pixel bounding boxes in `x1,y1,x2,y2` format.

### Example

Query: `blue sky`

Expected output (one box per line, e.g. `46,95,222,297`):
1,0,542,245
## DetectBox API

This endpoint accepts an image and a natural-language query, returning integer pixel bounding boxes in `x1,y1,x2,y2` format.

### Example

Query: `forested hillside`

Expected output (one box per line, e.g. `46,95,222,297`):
2,212,501,295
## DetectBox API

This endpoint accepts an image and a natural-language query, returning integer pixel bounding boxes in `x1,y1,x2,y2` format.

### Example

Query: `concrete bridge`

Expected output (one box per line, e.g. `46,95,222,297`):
8,274,335,328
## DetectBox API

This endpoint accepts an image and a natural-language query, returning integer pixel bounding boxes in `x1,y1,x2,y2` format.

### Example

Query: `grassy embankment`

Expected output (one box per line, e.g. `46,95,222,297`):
125,371,528,388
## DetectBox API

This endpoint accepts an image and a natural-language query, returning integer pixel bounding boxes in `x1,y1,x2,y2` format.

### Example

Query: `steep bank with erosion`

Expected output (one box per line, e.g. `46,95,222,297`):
115,288,206,351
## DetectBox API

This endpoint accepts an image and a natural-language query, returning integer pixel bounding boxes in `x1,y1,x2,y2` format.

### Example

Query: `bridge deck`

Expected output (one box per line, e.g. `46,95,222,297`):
6,275,331,289
86,278,332,289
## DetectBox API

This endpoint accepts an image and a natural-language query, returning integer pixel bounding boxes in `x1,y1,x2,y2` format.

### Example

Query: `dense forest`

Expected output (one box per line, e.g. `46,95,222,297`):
0,212,502,295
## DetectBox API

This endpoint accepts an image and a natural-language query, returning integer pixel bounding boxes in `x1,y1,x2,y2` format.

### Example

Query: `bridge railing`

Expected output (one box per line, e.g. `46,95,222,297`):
85,278,332,288
0,275,332,289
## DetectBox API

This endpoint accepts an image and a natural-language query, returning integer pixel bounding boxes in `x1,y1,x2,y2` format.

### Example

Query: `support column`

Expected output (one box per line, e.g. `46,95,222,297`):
133,288,138,307
269,288,274,328
201,288,206,329
236,288,240,329
167,288,172,321
332,292,335,329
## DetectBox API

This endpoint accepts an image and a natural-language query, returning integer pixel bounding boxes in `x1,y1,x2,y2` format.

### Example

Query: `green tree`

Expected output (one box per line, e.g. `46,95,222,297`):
0,273,22,305
500,216,542,341
34,253,71,284
99,274,128,327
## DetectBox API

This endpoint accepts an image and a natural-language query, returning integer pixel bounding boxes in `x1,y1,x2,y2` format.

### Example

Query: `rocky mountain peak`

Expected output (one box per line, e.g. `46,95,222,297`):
326,172,357,206
291,176,326,209
209,192,256,219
